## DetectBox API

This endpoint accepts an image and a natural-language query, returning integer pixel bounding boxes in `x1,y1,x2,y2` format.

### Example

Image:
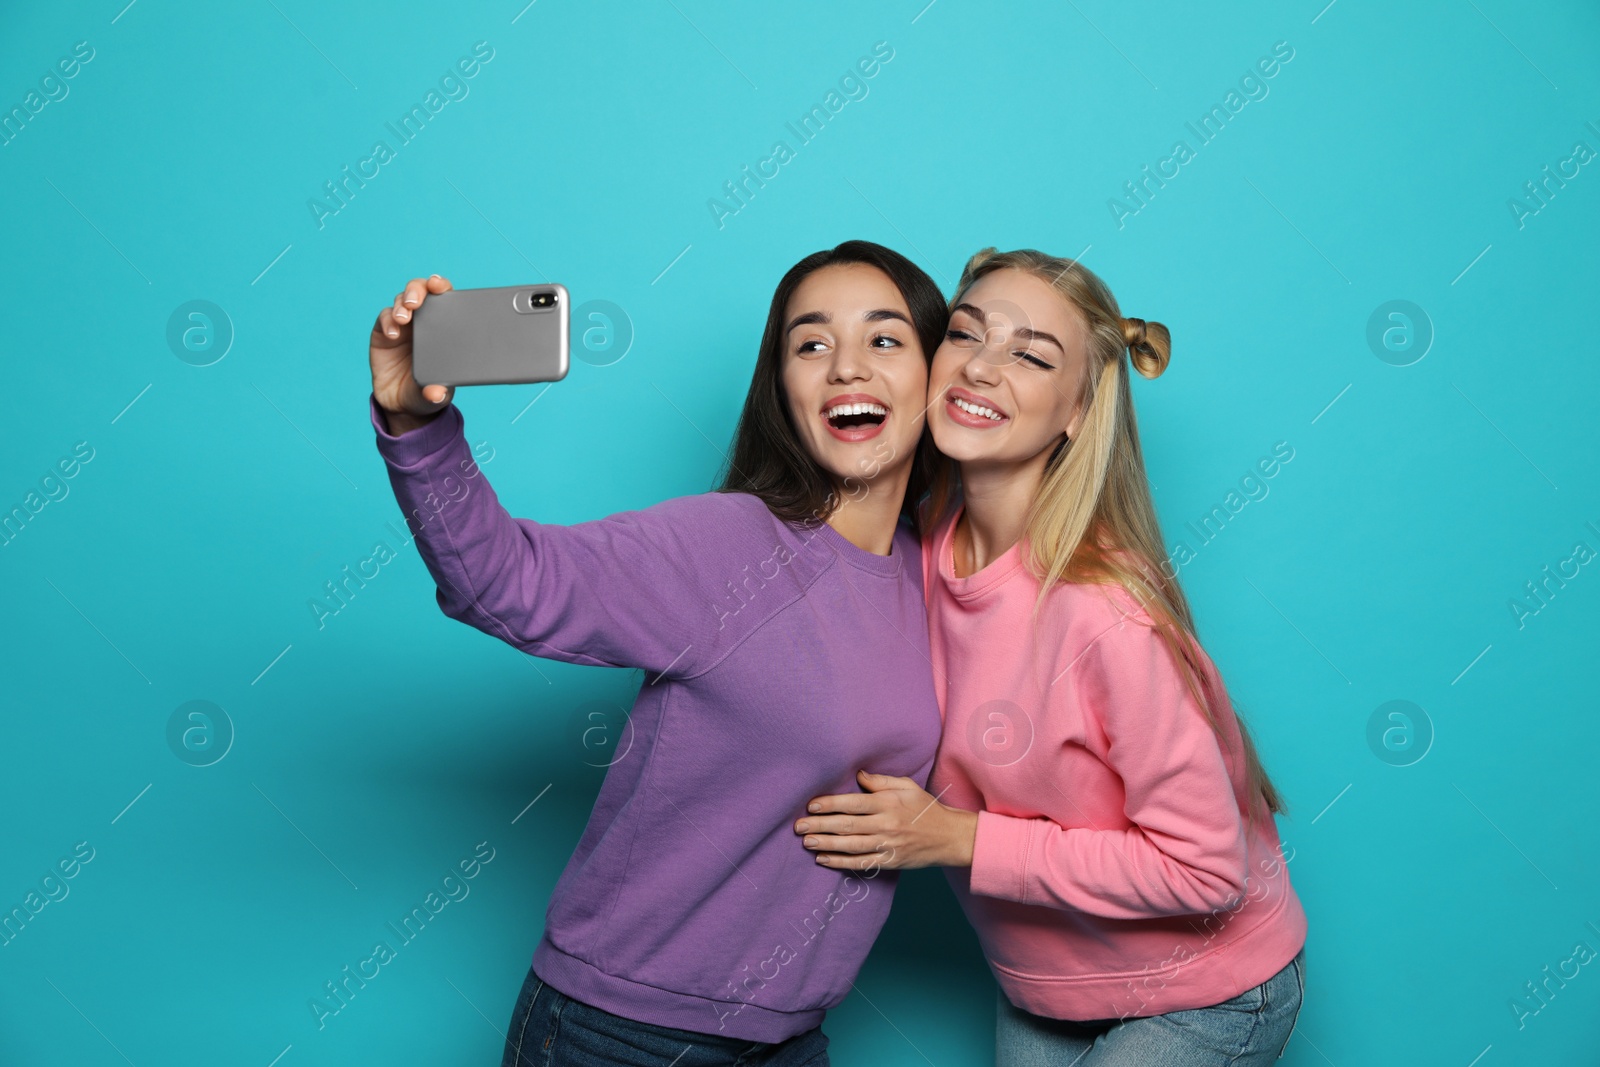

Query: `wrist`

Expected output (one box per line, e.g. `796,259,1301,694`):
382,407,441,436
942,807,979,868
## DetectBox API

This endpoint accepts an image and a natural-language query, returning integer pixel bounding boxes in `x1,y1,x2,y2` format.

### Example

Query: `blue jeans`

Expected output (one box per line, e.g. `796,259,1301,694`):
994,948,1305,1066
500,964,831,1067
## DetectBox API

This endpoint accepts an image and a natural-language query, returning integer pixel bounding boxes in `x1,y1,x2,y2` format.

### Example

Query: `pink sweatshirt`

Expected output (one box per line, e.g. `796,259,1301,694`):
922,504,1307,1022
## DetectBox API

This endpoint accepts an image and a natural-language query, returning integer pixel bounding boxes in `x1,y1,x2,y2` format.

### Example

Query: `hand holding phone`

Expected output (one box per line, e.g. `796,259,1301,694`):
370,275,459,432
369,276,570,433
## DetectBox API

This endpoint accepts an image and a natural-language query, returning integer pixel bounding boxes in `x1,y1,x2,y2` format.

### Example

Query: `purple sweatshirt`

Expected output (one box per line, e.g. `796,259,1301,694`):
369,394,942,1041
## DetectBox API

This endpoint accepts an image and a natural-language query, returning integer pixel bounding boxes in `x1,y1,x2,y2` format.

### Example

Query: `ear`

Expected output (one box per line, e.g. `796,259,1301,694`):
1064,398,1088,441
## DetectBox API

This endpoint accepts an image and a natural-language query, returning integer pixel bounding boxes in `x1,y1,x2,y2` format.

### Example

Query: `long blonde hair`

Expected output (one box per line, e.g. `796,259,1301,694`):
924,247,1287,819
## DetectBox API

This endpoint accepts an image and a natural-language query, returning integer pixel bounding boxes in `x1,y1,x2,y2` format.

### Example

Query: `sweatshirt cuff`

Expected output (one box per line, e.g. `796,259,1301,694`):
969,809,1038,905
369,392,464,470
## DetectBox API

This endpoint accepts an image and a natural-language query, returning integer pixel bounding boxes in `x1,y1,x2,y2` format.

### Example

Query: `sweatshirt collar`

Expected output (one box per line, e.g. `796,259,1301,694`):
808,516,905,578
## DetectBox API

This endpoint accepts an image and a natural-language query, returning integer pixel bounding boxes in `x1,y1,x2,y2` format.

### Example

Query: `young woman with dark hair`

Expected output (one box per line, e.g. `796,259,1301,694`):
365,241,948,1066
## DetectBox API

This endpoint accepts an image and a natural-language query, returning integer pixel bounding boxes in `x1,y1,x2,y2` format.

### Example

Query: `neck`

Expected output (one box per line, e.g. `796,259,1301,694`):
825,464,911,556
953,448,1053,576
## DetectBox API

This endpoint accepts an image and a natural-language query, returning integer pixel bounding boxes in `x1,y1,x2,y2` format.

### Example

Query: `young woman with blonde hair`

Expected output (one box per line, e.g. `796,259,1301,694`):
797,248,1307,1064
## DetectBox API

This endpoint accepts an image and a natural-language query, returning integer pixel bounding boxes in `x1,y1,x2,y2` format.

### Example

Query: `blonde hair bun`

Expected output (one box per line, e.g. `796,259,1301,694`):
1122,316,1171,379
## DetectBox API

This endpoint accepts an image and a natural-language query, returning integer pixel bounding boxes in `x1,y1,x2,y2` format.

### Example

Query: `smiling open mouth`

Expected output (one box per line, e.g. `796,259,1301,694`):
951,396,1004,421
944,389,1009,429
824,401,887,430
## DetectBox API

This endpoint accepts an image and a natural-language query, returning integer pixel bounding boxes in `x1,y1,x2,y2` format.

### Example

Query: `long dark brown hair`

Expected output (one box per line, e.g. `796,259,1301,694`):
716,240,947,533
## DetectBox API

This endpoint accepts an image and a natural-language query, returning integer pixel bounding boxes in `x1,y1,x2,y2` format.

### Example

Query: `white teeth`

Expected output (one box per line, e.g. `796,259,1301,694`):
825,401,888,419
953,396,1004,421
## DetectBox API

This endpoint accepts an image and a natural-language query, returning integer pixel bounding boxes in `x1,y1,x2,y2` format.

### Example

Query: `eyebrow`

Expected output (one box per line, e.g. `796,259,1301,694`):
952,302,1064,352
786,308,913,334
864,308,912,326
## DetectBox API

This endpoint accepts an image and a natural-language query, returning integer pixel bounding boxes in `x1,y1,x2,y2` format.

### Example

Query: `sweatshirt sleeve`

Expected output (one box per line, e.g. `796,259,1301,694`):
370,393,708,678
967,612,1251,920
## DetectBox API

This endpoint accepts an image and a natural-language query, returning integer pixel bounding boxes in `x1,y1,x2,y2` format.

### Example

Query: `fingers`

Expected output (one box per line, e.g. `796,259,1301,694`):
795,813,878,836
858,769,914,791
377,306,401,341
802,833,883,855
370,277,457,419
392,285,418,326
393,275,454,325
805,792,882,816
812,845,900,870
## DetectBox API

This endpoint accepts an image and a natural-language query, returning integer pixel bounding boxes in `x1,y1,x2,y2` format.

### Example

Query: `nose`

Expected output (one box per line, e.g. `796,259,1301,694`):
828,340,872,383
962,344,1002,387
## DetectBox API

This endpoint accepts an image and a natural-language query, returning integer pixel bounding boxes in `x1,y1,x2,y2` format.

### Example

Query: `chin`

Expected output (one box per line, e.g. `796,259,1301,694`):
927,427,981,462
932,436,1007,466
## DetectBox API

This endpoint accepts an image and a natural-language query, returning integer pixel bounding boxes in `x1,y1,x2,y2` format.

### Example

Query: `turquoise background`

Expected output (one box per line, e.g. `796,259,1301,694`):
3,0,1598,1063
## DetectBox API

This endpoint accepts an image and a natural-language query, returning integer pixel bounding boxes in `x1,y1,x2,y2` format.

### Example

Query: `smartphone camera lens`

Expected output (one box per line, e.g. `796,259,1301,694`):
531,292,556,308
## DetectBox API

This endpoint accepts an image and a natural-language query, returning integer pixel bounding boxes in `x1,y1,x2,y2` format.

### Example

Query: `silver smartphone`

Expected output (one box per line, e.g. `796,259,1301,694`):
411,283,570,387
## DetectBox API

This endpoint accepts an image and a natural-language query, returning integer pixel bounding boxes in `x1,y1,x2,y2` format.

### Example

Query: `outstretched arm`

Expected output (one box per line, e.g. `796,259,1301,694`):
368,274,710,679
